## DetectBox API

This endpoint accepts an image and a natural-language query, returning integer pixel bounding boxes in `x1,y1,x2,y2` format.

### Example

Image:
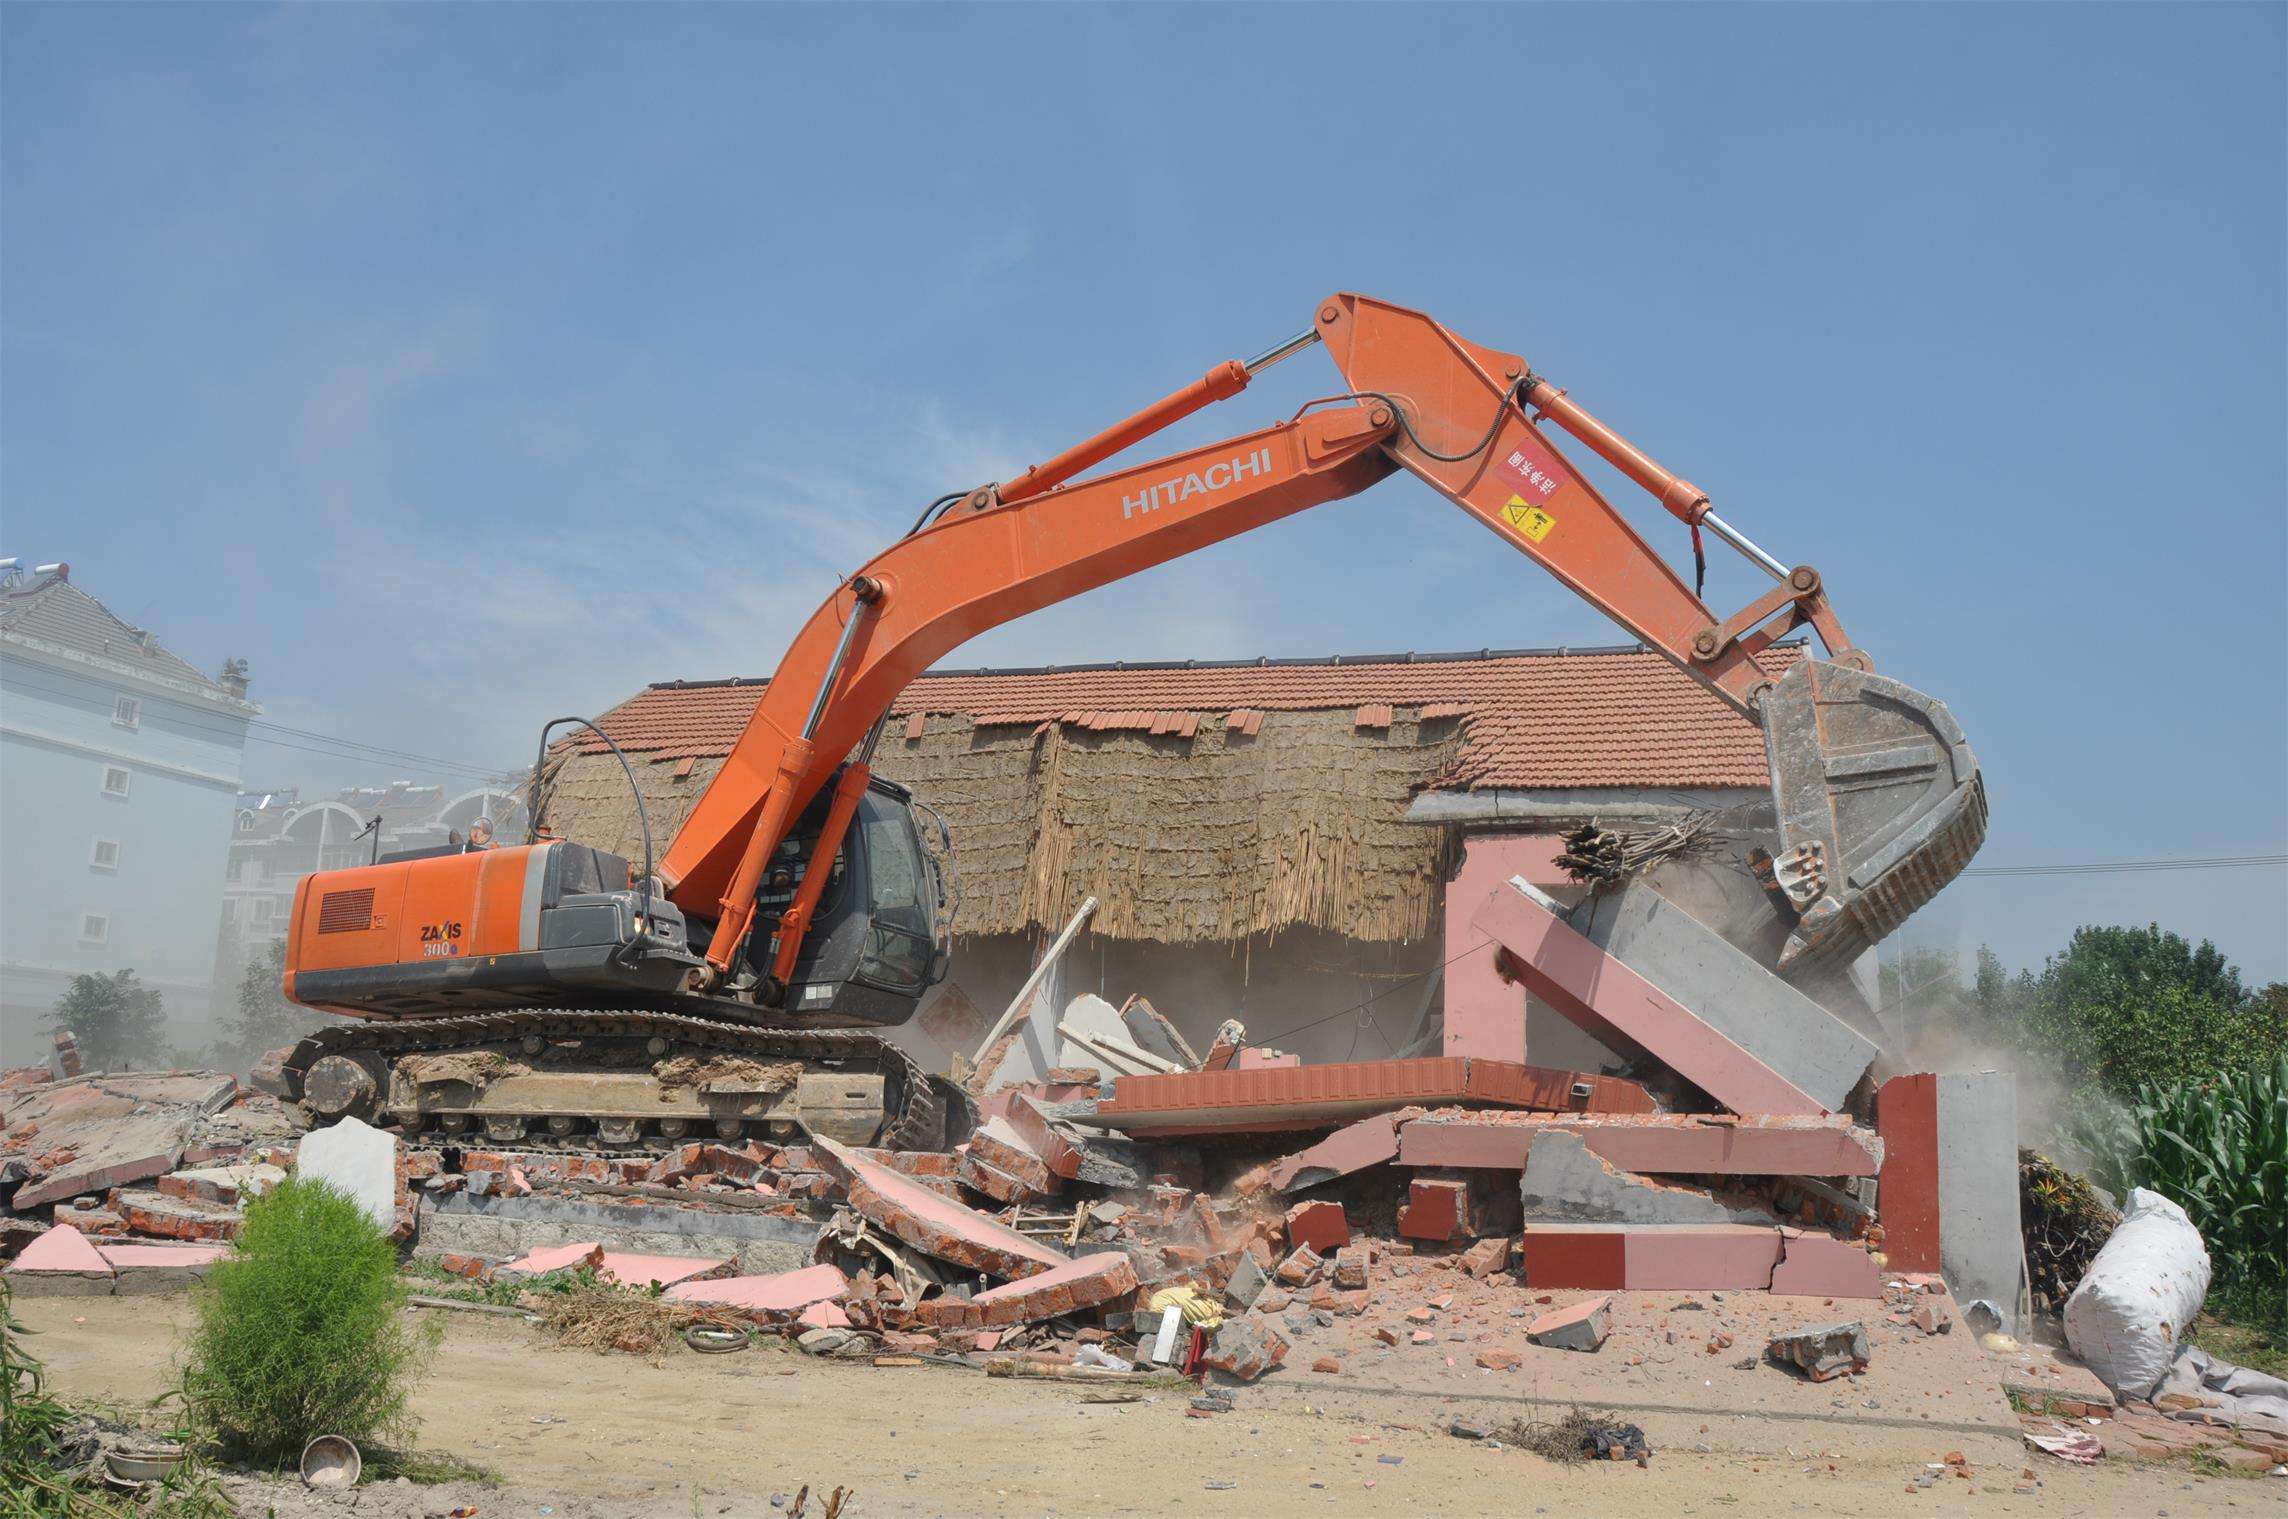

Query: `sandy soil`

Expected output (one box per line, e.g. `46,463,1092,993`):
20,1295,2280,1519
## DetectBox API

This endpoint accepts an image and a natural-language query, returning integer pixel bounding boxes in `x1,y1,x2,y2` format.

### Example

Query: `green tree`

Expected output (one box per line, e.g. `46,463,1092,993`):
2023,924,2281,1096
50,970,166,1071
209,942,318,1074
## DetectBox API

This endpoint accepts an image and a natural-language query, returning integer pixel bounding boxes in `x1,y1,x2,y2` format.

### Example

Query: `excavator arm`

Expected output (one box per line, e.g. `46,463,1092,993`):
661,292,1983,986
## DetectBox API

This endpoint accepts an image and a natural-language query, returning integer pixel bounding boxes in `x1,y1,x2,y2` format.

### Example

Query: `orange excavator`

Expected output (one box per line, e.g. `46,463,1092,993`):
278,293,1984,1151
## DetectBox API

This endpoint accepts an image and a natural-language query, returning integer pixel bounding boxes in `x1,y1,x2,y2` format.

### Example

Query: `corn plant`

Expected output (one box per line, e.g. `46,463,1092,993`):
2083,1053,2288,1327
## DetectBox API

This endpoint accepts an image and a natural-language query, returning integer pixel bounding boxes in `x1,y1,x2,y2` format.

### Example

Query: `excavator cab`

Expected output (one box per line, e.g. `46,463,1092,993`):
743,774,952,1024
284,768,949,1031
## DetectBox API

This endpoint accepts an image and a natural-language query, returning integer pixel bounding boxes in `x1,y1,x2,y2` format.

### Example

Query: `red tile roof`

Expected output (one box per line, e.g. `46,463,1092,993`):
578,642,1802,791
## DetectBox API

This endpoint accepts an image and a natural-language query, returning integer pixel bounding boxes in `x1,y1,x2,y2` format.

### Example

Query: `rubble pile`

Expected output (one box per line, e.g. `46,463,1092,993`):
8,962,2275,1480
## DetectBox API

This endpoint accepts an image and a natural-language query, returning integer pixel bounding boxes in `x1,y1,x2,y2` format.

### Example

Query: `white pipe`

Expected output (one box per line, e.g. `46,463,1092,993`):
1057,1020,1182,1076
969,895,1098,1064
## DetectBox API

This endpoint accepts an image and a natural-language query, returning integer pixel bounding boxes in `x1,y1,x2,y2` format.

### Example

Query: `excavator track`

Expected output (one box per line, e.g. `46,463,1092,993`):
282,1009,953,1155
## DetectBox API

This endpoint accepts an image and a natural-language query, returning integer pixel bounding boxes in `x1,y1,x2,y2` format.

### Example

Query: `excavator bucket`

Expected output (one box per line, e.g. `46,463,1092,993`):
1756,659,1987,974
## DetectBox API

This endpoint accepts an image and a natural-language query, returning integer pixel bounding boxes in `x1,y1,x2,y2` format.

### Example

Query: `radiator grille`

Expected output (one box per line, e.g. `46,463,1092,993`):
316,887,376,934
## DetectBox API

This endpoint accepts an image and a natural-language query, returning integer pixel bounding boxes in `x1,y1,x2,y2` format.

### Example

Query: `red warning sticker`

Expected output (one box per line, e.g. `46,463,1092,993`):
1493,432,1566,501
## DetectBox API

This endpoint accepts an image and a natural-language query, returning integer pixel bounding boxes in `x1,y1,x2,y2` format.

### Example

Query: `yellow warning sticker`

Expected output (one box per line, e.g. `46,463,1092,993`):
1503,494,1556,542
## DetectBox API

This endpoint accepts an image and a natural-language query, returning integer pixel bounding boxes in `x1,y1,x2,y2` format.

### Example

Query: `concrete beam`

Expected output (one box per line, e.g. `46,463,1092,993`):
1568,878,1878,1110
1472,878,1827,1115
1396,1111,1882,1176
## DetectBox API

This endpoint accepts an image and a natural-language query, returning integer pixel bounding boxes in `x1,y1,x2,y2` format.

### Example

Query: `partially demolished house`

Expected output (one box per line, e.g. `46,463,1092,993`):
9,638,2060,1438
540,641,1800,1073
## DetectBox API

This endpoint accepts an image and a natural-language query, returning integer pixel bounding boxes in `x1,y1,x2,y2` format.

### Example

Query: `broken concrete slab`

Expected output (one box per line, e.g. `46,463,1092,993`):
918,1250,1140,1329
1095,1056,1653,1136
96,1242,229,1270
1396,1111,1882,1176
158,1161,286,1206
500,1241,605,1279
1527,1295,1611,1351
1269,1112,1407,1193
664,1262,848,1314
7,1110,195,1211
811,1135,1068,1281
1223,1251,1269,1311
596,1252,730,1290
6,1223,113,1276
297,1116,398,1231
1050,993,1142,1084
99,1241,229,1293
1767,1320,1871,1381
416,1187,821,1276
1569,878,1879,1110
1519,1130,1783,1226
1474,880,1830,1116
1118,995,1199,1069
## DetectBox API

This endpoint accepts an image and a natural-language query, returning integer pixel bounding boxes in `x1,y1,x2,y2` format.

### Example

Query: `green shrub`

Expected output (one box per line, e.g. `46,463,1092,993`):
180,1177,437,1466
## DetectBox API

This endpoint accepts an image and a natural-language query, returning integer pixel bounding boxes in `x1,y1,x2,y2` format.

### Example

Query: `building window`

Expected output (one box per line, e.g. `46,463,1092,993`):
102,765,132,798
79,913,109,946
90,838,121,872
113,696,140,729
237,811,255,833
252,897,274,924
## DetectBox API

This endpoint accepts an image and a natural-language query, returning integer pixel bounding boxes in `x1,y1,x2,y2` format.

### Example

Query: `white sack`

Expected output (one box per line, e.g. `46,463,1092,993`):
2062,1187,2211,1398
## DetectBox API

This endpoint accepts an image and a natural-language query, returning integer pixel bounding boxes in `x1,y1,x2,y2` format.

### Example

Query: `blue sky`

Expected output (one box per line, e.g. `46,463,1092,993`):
4,3,2282,982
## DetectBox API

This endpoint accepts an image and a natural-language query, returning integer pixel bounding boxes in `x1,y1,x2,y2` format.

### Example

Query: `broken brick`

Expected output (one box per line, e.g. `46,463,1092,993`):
1284,1199,1351,1254
811,1136,1068,1282
1459,1236,1513,1280
1766,1321,1870,1382
1397,1178,1470,1242
1202,1317,1289,1382
1332,1245,1370,1290
914,1251,1139,1330
962,1119,1062,1197
1273,1244,1323,1287
113,1189,241,1243
1527,1295,1611,1352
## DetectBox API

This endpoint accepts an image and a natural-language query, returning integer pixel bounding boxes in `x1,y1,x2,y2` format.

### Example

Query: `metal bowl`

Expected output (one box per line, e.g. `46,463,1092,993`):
104,1444,186,1484
300,1434,363,1488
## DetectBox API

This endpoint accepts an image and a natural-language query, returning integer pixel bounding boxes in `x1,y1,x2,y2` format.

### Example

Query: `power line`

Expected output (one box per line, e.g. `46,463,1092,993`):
1962,854,2287,877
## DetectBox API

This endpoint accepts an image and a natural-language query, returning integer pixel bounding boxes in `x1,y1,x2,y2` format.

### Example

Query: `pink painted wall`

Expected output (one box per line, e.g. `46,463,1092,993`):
1441,833,1568,1059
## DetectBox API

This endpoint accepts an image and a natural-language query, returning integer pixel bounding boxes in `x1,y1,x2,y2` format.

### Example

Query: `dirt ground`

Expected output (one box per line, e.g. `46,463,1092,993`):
21,1295,2281,1519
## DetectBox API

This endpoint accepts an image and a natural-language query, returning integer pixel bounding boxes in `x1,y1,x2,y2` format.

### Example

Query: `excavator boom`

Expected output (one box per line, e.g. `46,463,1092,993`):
659,292,1982,979
278,291,1983,1153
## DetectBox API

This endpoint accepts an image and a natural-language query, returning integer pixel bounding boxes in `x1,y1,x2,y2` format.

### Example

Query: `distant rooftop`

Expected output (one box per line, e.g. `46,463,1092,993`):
0,560,248,702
